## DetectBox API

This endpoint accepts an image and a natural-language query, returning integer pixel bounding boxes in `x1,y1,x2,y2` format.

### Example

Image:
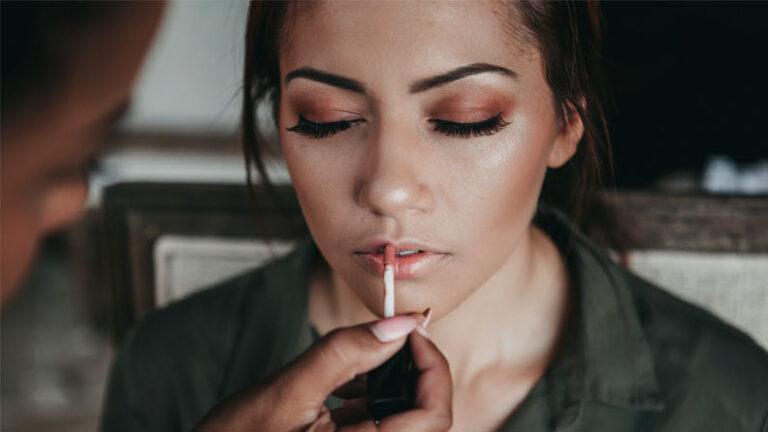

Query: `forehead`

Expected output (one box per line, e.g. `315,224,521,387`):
280,1,540,87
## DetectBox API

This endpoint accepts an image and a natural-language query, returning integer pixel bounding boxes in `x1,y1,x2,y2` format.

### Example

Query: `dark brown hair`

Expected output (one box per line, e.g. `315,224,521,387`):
241,1,611,224
1,2,123,124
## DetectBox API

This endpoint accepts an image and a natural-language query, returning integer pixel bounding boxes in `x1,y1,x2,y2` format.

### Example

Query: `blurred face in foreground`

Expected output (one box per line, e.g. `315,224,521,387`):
0,4,164,302
278,2,583,321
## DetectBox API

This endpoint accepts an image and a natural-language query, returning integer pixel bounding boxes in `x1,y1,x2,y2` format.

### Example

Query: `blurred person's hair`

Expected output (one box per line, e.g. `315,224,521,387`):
1,2,123,126
240,1,612,228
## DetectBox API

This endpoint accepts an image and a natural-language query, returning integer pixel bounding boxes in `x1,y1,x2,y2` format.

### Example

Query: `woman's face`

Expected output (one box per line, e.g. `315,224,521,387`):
278,1,581,319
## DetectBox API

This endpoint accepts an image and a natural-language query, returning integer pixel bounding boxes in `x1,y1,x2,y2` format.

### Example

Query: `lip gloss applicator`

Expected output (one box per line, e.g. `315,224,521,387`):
367,244,417,421
383,244,396,318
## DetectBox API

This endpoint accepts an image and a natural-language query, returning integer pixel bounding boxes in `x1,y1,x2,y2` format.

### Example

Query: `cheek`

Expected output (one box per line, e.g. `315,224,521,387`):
1,176,89,298
448,118,553,240
411,121,553,316
0,179,46,297
38,177,89,233
280,132,358,249
0,197,40,297
489,138,549,229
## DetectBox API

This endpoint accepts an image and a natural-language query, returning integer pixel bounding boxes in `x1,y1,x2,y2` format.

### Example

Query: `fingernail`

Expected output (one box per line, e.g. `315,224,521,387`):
415,324,430,339
422,307,433,328
369,316,416,342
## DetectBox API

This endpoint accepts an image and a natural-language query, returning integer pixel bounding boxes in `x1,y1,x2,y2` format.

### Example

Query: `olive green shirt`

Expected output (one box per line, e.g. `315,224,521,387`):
101,209,768,431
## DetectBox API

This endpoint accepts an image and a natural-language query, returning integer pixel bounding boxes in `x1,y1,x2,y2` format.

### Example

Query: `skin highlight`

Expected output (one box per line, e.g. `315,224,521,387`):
276,2,583,430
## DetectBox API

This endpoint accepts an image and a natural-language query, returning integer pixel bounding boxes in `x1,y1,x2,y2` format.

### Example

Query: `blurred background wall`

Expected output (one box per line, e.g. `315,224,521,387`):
1,2,766,431
602,2,768,193
120,1,245,135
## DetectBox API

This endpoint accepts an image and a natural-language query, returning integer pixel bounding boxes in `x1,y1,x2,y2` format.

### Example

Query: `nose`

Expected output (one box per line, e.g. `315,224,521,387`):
356,123,434,218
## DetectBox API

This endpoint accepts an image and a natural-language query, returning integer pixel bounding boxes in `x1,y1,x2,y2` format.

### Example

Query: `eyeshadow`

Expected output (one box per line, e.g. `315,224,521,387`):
430,103,506,122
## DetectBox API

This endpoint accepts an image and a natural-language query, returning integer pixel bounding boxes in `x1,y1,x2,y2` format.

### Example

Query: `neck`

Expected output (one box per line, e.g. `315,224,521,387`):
309,225,570,389
429,226,570,387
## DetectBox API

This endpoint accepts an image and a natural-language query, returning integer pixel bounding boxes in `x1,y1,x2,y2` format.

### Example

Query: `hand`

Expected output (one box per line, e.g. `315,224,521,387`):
195,314,452,431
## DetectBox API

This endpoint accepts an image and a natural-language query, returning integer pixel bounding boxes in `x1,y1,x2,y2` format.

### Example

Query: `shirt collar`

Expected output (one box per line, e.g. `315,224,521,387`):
535,206,665,416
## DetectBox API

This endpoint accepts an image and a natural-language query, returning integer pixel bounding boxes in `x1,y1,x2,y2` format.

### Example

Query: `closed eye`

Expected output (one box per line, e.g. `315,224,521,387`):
430,113,509,138
286,115,364,139
286,113,509,140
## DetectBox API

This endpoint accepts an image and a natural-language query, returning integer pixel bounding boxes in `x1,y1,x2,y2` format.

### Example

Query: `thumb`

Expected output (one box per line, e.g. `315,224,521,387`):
274,316,418,408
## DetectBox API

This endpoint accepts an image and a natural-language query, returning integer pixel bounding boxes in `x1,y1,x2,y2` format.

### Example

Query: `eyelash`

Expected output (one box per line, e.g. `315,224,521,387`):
287,113,510,140
429,113,510,138
287,115,363,139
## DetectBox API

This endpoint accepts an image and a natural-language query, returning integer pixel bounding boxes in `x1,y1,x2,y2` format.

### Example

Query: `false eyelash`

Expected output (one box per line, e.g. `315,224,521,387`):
286,115,363,139
430,113,510,138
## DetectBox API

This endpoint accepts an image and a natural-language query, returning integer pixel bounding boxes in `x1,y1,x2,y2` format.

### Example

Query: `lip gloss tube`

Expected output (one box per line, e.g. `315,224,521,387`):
367,244,417,421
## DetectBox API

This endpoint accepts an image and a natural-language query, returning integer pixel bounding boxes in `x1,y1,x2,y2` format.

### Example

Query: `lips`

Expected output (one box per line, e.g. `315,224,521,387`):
353,240,451,280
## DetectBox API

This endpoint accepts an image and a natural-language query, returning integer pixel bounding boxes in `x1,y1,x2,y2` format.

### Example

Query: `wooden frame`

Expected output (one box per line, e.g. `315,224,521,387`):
605,191,768,253
101,183,306,343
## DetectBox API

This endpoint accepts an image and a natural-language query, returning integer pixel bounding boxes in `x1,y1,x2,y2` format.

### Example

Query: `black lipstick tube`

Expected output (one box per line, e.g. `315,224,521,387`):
366,341,417,421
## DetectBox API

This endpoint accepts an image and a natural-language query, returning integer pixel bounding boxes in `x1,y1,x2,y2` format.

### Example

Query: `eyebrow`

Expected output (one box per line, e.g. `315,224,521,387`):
409,63,518,93
284,62,518,95
285,67,366,93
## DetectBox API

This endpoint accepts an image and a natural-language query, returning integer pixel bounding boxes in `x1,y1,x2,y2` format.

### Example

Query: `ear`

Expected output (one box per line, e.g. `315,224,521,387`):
547,100,585,168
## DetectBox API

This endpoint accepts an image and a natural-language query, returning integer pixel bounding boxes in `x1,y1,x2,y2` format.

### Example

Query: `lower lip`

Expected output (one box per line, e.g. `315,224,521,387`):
353,251,451,280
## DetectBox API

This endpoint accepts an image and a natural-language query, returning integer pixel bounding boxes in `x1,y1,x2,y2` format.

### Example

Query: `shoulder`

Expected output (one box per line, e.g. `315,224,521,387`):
103,246,310,430
621,266,768,374
114,236,316,379
111,264,273,402
102,267,269,430
123,267,267,367
540,205,768,427
119,239,310,372
618,266,768,423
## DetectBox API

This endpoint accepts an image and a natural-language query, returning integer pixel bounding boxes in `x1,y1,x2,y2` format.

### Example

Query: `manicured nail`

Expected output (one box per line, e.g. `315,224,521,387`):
422,307,432,328
415,324,430,339
370,316,416,342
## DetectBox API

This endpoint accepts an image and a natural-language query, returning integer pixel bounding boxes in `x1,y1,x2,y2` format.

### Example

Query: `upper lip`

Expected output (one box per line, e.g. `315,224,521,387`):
353,238,447,255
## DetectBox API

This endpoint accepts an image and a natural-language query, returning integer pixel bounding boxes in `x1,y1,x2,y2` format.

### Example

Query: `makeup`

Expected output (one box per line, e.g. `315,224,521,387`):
352,240,451,280
367,244,417,421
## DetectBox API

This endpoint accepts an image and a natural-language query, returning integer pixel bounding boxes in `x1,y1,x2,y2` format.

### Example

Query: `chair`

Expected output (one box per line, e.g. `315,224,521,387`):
100,182,307,343
607,191,768,349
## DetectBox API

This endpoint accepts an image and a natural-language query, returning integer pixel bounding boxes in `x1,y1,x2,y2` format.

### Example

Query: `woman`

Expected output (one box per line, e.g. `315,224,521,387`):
102,2,768,431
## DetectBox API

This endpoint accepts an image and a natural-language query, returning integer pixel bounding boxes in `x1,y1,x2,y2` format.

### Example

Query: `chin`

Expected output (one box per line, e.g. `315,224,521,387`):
351,286,430,318
341,261,467,320
379,286,455,318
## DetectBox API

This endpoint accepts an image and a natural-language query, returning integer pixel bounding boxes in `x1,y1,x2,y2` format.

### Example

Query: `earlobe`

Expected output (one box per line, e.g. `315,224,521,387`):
547,102,585,168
